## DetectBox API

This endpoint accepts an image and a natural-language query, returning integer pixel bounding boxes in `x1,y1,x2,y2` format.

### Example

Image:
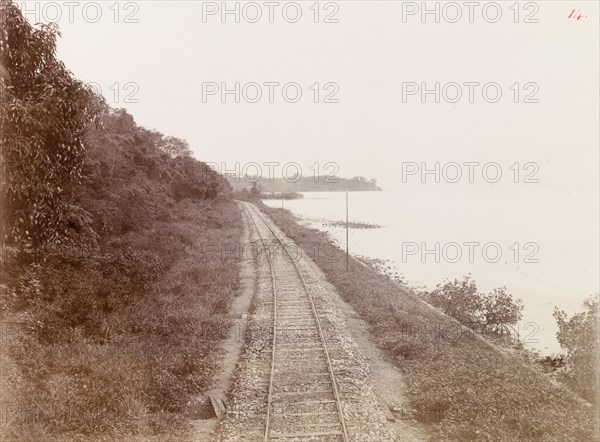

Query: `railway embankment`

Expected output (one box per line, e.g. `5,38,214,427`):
256,200,598,442
216,202,402,441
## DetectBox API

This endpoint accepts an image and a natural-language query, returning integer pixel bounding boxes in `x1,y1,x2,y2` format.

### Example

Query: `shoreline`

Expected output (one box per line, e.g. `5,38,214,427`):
262,194,591,357
255,199,598,441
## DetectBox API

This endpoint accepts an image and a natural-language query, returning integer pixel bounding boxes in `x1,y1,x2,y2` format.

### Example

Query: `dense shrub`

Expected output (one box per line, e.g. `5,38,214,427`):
426,276,523,334
2,199,242,441
482,287,524,334
0,0,103,245
554,295,599,404
427,276,483,325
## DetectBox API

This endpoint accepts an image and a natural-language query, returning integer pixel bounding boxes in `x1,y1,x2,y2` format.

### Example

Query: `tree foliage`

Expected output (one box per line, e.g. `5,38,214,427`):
0,0,104,245
160,135,192,158
428,276,483,325
171,154,227,201
427,276,524,334
82,108,231,206
554,295,599,403
250,181,261,198
481,287,524,333
230,175,382,193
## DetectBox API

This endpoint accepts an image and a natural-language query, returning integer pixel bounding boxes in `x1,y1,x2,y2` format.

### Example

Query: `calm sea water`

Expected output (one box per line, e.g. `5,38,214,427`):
263,188,599,354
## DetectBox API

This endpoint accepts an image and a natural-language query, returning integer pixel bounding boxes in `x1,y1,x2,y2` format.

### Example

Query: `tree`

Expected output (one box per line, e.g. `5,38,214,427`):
427,276,523,334
554,295,599,403
0,0,103,245
159,136,192,158
428,276,483,325
170,155,229,201
481,287,523,334
250,181,261,198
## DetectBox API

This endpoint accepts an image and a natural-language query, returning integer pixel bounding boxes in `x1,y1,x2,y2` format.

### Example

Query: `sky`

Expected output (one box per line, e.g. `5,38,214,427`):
15,1,600,193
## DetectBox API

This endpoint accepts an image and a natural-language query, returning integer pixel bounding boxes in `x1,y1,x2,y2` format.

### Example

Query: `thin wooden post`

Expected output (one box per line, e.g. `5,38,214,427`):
346,191,349,271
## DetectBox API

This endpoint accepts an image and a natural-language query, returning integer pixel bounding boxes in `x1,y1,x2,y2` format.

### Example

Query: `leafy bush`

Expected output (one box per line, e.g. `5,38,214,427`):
427,276,523,334
554,295,599,403
0,0,104,245
428,276,483,325
482,287,524,334
2,199,243,441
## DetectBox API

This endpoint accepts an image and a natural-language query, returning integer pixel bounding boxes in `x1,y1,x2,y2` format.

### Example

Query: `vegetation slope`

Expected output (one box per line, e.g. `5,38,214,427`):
1,3,242,440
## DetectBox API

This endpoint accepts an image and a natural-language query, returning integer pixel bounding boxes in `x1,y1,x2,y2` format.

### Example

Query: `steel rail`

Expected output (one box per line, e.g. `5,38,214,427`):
241,202,278,441
243,202,349,442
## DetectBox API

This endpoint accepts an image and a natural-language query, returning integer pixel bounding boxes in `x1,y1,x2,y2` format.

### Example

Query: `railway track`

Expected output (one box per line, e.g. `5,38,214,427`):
241,202,349,442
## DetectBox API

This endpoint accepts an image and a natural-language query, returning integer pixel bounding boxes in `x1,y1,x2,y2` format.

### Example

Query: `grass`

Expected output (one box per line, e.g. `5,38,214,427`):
0,199,243,441
257,200,599,441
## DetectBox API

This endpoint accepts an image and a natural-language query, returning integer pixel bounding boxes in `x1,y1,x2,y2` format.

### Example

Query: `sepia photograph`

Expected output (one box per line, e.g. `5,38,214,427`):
0,1,598,441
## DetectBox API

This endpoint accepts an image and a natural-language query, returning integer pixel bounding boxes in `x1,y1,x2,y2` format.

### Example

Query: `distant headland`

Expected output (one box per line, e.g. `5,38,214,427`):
226,175,382,192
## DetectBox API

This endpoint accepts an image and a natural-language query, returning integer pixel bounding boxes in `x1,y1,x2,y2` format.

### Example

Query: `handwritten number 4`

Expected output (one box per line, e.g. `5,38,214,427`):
568,9,586,20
